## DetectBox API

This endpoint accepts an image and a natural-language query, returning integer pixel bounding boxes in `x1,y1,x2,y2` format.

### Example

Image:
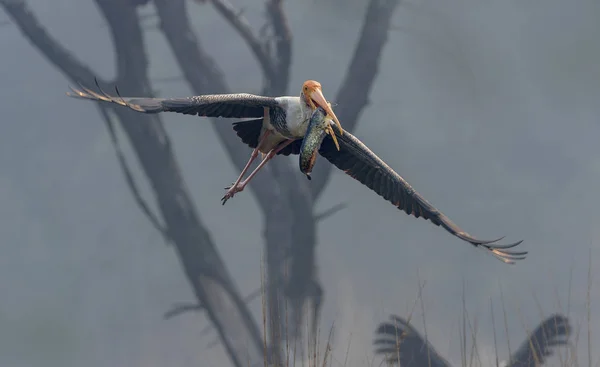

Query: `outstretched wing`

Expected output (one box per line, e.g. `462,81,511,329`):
506,314,571,367
66,79,281,118
317,131,527,264
373,315,452,367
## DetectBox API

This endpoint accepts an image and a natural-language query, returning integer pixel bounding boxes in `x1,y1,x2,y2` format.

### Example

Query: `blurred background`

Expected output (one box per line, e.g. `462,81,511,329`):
1,0,599,366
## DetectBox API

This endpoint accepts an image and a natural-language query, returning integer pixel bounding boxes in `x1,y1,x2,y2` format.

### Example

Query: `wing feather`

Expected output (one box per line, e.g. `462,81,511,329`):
373,315,452,367
506,314,571,367
67,80,281,118
318,131,527,264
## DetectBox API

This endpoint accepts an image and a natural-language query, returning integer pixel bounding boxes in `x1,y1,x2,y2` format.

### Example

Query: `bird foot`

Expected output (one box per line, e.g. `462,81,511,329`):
221,183,245,205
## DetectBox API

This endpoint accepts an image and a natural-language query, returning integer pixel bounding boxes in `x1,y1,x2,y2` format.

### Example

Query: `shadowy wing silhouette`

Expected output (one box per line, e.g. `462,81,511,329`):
373,315,452,367
374,314,570,367
505,314,571,367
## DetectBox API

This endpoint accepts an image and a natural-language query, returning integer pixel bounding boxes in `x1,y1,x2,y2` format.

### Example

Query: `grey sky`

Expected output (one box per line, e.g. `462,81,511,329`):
1,0,599,366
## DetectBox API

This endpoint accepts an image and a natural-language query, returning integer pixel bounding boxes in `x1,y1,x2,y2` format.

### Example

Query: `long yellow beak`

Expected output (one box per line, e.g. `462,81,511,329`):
309,88,343,136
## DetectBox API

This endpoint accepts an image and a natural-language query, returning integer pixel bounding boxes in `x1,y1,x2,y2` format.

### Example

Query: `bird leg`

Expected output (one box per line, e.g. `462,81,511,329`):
222,129,272,196
221,138,296,205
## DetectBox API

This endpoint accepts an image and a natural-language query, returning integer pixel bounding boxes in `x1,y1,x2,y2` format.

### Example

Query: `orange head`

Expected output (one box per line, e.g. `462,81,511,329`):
301,80,343,136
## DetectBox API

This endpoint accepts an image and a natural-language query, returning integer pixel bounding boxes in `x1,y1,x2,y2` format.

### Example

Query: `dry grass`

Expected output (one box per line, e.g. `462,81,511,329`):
250,252,595,367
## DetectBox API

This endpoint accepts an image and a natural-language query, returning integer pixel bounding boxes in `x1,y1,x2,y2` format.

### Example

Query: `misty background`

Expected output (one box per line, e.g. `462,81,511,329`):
1,0,599,366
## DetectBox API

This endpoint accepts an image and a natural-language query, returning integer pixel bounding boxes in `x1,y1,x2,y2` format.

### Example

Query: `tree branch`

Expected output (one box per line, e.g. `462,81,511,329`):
164,285,263,322
315,202,348,222
97,104,171,244
310,0,402,199
205,0,399,350
152,75,185,84
211,2,300,350
259,0,311,351
212,0,314,350
2,1,267,366
94,2,266,366
163,302,204,320
154,0,400,356
265,0,292,95
152,1,300,360
0,0,107,86
282,0,402,347
210,0,276,80
1,1,169,244
152,0,284,212
5,0,402,365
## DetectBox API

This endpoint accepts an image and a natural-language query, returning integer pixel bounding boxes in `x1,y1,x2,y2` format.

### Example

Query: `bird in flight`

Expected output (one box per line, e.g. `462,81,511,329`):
67,82,526,264
67,79,342,204
298,106,526,264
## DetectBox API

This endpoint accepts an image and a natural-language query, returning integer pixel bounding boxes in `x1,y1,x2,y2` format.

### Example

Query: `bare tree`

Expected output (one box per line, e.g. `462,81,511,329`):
0,0,400,365
0,1,267,366
153,0,400,355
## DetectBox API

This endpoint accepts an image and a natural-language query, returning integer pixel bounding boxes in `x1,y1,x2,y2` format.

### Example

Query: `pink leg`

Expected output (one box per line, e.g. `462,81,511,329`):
226,130,271,192
221,138,295,205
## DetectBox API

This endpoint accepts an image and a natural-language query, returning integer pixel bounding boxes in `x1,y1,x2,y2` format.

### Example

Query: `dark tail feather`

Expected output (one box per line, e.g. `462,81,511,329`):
232,118,263,149
231,118,302,156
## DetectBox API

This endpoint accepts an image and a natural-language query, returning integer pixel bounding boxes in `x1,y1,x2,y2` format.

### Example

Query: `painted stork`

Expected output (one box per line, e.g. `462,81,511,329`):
298,106,527,264
66,79,342,204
